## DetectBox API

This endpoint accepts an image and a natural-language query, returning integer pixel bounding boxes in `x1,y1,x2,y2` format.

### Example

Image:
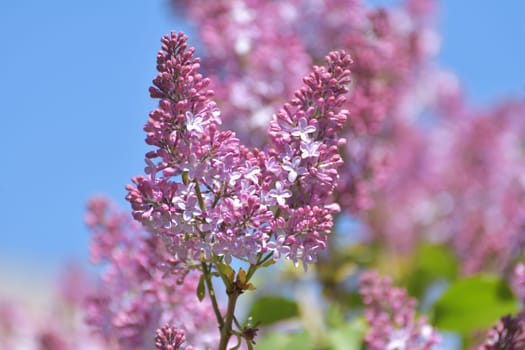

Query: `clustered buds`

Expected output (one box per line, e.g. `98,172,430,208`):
155,325,193,350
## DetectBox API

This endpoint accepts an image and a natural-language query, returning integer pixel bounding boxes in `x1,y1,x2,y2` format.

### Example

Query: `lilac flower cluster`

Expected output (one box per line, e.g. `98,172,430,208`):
85,197,219,349
126,32,351,269
359,270,441,350
265,51,351,265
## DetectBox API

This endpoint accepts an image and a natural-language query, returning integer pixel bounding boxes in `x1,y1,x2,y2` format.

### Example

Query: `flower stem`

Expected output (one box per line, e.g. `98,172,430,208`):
201,262,224,329
218,287,240,350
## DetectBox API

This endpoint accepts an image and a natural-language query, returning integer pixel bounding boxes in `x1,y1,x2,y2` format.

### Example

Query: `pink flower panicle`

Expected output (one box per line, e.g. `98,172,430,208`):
268,50,350,194
126,32,351,269
127,31,250,263
359,270,441,350
155,325,193,350
126,32,274,265
263,51,352,267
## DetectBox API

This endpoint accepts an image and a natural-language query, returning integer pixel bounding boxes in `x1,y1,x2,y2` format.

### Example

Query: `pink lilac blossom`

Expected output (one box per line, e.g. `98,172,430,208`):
85,196,219,349
125,31,272,265
359,270,441,350
126,32,351,269
264,50,352,266
265,50,351,186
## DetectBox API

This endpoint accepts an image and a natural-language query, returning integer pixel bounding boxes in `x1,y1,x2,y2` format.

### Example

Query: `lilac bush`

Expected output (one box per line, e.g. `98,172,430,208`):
2,1,525,349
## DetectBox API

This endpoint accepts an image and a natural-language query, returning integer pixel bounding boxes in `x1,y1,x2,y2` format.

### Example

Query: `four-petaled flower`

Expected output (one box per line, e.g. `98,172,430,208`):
266,234,291,259
177,194,202,223
269,181,292,206
228,171,243,187
291,117,317,142
282,156,307,182
386,329,409,350
300,140,321,159
265,157,282,174
243,163,260,184
185,111,205,133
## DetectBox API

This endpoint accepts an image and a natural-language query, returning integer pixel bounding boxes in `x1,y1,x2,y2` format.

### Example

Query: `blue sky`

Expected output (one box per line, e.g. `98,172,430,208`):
0,0,523,276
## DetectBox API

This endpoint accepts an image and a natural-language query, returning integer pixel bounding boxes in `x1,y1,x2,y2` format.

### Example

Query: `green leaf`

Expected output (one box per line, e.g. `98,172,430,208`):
215,261,235,283
237,267,247,284
247,296,299,326
197,274,205,301
255,331,313,350
406,243,459,298
326,318,367,350
326,303,345,328
262,258,276,267
432,274,517,335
